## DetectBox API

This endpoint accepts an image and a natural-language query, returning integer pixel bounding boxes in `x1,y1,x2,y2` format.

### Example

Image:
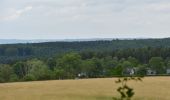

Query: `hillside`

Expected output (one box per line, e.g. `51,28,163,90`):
1,38,170,63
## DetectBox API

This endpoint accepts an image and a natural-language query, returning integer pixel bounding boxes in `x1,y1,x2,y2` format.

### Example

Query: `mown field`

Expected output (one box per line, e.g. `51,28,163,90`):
0,77,170,100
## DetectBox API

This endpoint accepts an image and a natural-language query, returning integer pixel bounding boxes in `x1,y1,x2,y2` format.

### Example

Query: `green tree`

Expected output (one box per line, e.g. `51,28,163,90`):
0,64,18,82
80,59,96,78
121,61,134,76
54,68,65,79
149,57,165,74
5,47,18,56
136,64,147,76
122,61,132,68
47,58,56,70
127,57,139,67
90,58,103,78
102,56,118,76
112,64,123,76
56,53,81,78
23,74,36,81
26,59,53,80
13,61,27,79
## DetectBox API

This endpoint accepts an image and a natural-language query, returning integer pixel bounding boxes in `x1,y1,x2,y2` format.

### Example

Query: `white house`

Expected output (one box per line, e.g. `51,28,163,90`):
122,68,135,76
166,69,170,74
77,72,87,78
146,68,156,75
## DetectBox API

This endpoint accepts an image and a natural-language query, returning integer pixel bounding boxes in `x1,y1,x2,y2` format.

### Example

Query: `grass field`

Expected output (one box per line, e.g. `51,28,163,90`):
0,77,170,100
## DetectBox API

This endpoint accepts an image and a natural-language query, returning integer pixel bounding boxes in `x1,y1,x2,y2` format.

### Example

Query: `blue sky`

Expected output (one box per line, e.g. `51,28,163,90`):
0,0,170,39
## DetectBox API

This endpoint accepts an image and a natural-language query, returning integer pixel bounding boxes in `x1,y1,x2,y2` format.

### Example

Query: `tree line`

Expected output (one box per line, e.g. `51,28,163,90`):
1,47,170,83
1,38,170,63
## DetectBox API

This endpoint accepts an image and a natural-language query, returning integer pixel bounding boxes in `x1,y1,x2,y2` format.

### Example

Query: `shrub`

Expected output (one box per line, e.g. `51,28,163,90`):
23,74,36,81
113,77,143,100
9,74,19,82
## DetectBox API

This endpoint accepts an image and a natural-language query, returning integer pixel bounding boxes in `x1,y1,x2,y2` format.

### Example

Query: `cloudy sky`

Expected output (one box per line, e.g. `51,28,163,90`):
0,0,170,39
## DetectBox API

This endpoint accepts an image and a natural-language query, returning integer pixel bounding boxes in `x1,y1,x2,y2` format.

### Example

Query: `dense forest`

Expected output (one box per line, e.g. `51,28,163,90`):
1,38,170,63
1,38,170,83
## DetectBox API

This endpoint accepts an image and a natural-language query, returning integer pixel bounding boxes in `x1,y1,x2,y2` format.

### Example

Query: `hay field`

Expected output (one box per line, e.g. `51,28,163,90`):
0,77,170,100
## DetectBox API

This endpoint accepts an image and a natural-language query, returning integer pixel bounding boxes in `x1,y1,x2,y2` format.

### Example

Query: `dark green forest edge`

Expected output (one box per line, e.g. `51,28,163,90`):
1,38,170,83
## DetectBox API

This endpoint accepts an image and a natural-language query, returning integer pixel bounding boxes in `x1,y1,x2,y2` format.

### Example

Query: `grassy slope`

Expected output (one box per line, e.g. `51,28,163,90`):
0,77,170,100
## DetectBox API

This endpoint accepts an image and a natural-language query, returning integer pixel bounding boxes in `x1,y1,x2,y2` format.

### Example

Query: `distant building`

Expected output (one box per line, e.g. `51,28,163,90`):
78,72,87,78
122,68,135,76
166,69,170,74
146,68,156,75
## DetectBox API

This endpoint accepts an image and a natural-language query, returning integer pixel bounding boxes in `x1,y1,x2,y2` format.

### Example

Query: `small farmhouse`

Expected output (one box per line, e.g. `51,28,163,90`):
122,68,135,76
146,68,156,75
166,69,170,74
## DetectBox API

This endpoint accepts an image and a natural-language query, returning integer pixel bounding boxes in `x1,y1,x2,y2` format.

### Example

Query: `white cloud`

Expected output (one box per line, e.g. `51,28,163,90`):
0,6,33,21
0,0,170,39
147,3,170,13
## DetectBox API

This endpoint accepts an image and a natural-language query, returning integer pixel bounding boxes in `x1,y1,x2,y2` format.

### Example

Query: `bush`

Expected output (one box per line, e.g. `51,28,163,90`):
23,74,36,81
113,77,143,100
9,74,19,82
0,77,5,83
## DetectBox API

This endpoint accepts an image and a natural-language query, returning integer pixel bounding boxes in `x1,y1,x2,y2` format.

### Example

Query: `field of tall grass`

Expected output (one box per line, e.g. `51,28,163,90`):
0,77,170,100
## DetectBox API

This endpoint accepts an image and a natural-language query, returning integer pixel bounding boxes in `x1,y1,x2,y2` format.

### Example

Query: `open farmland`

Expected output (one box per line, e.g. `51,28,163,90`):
0,77,170,100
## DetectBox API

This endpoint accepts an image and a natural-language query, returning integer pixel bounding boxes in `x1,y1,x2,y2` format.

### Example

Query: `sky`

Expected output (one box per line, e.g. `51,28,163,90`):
0,0,170,39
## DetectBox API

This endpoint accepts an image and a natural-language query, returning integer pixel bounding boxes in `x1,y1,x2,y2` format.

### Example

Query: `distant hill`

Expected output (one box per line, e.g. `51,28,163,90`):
0,38,170,63
0,39,57,44
0,38,114,44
